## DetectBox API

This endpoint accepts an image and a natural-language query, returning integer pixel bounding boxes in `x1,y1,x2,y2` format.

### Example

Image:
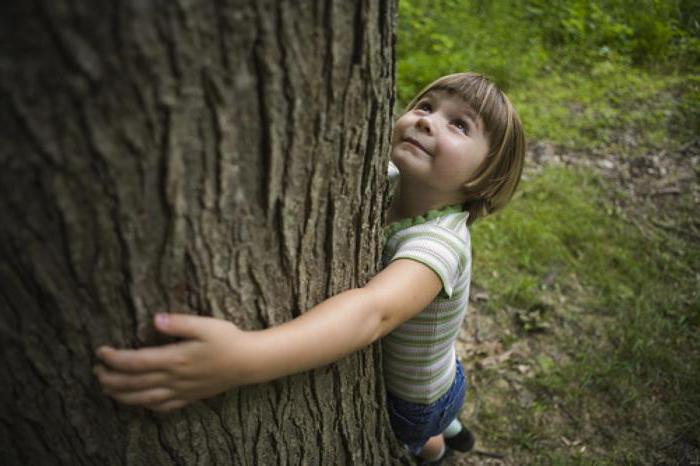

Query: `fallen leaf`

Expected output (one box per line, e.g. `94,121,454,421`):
479,348,515,368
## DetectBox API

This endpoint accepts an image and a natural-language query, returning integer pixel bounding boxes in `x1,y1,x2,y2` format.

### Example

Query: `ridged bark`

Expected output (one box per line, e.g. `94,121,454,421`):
0,1,404,464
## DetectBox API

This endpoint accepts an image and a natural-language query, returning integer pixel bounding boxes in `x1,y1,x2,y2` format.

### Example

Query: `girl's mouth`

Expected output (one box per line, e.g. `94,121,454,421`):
403,137,430,156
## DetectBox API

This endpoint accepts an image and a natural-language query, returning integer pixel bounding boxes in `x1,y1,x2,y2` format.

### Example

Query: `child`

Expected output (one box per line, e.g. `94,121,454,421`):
95,72,525,463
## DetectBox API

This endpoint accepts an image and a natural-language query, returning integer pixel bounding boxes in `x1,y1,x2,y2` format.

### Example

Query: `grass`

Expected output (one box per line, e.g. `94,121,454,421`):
508,62,700,154
467,163,700,463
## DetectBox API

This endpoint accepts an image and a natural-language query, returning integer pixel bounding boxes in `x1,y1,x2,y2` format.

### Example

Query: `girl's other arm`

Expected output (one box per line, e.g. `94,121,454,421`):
95,259,441,411
253,258,442,382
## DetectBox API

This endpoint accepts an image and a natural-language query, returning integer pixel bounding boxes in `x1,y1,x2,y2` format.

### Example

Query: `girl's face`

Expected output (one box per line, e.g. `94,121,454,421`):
391,90,489,201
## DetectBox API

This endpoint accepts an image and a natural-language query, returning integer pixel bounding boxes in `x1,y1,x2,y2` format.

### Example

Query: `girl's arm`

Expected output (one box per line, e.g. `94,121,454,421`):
95,259,442,411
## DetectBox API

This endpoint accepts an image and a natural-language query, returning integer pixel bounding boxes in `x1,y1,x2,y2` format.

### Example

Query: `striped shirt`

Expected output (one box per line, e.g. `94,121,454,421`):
381,164,471,404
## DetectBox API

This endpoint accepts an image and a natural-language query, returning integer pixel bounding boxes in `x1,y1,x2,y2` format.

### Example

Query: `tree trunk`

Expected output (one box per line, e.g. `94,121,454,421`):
0,1,403,464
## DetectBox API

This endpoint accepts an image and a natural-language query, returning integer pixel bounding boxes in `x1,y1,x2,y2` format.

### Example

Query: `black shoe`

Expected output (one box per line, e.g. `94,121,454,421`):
444,426,475,452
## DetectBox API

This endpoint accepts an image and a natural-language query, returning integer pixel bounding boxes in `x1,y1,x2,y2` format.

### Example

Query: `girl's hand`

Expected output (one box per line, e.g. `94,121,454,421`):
94,313,253,412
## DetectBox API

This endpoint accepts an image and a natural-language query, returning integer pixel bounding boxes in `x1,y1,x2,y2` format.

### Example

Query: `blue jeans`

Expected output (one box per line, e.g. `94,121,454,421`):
386,359,467,455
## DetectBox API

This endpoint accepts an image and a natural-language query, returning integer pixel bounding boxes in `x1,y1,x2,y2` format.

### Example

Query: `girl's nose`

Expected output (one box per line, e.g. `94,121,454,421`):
416,116,432,134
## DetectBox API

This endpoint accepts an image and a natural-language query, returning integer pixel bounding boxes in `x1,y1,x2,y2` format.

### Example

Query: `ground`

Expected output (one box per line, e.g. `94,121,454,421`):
444,136,700,465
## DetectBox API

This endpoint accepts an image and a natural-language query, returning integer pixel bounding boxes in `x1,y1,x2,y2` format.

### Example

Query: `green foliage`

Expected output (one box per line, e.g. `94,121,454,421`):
472,167,636,312
470,166,700,461
523,0,698,68
397,0,699,107
397,0,550,106
473,165,699,323
509,62,699,151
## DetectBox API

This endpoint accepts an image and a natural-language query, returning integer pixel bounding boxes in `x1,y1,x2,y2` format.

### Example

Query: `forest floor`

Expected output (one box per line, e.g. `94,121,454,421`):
445,136,700,465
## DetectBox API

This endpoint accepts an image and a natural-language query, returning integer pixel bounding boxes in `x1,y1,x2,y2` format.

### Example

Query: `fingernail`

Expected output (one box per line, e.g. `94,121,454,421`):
155,313,169,327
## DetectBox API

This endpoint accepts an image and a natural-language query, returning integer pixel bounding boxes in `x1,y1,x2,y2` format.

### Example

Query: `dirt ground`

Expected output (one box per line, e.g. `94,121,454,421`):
442,137,700,465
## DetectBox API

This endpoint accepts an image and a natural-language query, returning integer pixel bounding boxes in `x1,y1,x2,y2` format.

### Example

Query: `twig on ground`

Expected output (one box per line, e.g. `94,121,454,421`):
473,449,506,459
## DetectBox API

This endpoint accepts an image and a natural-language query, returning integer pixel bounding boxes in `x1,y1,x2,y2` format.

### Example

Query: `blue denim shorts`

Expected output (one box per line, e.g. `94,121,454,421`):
386,359,467,455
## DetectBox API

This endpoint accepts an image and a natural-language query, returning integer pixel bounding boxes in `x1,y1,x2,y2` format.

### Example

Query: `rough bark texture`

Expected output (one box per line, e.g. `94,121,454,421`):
0,1,403,464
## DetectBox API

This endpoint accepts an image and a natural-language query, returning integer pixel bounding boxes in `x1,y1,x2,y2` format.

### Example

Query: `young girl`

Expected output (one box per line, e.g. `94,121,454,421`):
95,72,525,463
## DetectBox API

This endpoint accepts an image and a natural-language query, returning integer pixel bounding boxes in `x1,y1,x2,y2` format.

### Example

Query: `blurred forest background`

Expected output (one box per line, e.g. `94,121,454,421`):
396,0,699,464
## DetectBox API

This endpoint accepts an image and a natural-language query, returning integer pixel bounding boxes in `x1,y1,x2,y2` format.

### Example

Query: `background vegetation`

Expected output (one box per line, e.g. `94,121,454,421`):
396,1,699,463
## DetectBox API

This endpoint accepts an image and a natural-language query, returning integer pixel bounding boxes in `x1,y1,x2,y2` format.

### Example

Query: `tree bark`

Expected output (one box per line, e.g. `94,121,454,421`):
0,1,403,464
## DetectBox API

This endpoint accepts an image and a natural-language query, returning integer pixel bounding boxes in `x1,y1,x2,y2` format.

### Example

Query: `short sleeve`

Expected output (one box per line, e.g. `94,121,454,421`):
388,226,466,298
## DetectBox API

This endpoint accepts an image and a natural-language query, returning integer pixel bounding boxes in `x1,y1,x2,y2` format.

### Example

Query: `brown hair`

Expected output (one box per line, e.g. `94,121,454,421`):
405,72,526,224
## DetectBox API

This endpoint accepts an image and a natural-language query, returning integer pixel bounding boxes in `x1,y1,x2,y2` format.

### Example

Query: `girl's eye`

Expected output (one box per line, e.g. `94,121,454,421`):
453,119,469,134
416,102,432,112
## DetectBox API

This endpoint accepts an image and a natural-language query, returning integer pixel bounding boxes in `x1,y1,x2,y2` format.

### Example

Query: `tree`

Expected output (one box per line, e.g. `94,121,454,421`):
0,1,405,464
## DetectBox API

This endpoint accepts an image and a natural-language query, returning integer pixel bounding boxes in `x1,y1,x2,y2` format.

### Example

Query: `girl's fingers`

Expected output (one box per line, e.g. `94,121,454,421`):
109,387,175,407
94,364,168,393
148,399,189,412
153,313,210,339
96,343,188,373
96,314,238,373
